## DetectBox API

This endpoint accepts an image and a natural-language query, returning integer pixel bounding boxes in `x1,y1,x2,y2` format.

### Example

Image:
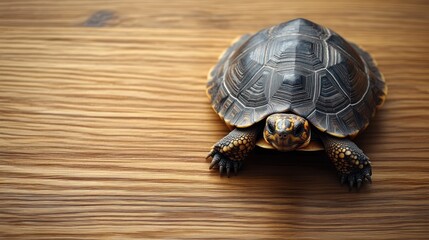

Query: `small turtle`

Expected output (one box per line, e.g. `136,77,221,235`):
206,18,387,190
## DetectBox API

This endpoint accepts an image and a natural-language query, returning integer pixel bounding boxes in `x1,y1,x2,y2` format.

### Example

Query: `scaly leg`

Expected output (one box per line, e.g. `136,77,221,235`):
207,124,261,177
320,134,372,190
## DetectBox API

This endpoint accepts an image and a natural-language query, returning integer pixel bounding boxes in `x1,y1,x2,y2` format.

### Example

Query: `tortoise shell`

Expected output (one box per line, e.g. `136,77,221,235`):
207,18,387,138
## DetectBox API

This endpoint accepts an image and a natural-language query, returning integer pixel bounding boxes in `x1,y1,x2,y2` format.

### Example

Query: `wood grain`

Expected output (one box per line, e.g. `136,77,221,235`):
1,0,428,239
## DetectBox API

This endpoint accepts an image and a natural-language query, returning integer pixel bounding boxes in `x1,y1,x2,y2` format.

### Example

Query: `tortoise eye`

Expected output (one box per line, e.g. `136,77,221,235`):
267,121,275,134
294,122,304,136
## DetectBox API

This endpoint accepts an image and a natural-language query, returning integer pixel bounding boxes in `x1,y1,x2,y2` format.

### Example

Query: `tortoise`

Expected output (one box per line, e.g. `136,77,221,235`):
206,18,387,190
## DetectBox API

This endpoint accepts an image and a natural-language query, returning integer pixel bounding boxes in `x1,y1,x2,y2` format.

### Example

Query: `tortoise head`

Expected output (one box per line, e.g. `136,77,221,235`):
263,113,311,151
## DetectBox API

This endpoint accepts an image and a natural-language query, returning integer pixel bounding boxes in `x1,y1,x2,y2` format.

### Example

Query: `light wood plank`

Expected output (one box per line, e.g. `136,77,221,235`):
1,1,429,239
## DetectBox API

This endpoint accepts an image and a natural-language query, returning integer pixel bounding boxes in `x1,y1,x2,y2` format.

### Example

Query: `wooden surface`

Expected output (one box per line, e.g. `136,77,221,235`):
1,0,428,239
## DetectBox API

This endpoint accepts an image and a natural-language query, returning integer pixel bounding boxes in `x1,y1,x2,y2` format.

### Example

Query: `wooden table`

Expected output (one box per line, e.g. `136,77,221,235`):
1,1,428,239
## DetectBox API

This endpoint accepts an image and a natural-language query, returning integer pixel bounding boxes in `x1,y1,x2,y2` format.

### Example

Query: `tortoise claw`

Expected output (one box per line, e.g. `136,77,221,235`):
233,161,239,175
356,179,363,190
340,175,347,185
209,154,221,169
219,165,225,176
206,149,215,159
226,166,231,177
365,174,372,184
340,163,372,191
207,150,242,177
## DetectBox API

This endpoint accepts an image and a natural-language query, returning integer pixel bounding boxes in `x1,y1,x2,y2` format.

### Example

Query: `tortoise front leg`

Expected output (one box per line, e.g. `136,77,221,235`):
207,124,261,177
319,134,372,190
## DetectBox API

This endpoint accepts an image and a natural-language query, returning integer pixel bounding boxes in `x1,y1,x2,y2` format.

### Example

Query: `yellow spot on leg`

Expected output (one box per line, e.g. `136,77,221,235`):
223,146,229,152
339,153,345,158
345,150,351,156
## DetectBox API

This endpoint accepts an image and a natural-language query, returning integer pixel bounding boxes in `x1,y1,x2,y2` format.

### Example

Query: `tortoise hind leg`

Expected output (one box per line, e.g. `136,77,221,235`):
207,124,261,177
319,134,372,191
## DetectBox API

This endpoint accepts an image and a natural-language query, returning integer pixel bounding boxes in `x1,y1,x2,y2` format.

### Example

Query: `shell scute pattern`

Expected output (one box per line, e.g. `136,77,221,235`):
207,18,386,137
